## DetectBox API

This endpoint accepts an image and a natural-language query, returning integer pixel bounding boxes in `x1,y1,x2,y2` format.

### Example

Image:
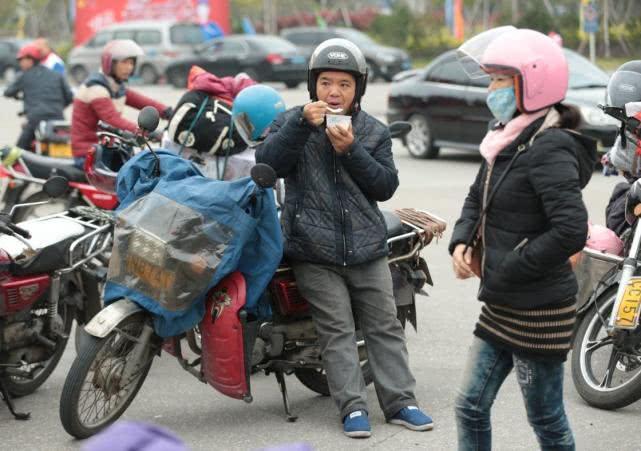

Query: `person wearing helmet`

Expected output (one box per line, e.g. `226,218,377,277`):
450,27,596,450
256,38,433,438
601,61,641,237
165,66,258,180
34,37,65,75
3,43,73,150
71,39,171,168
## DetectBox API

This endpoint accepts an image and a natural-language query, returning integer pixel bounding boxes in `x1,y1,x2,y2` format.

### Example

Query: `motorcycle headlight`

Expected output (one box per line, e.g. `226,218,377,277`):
579,105,620,127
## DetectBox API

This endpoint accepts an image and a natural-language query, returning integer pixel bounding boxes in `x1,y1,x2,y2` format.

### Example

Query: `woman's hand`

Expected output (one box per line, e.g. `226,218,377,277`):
452,243,476,279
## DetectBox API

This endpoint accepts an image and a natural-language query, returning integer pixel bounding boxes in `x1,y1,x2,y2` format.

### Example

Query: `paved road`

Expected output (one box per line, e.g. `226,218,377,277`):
0,83,638,451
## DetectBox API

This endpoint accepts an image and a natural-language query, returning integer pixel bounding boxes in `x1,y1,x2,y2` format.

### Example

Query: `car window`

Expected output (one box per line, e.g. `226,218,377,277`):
284,32,317,46
206,40,246,57
564,49,609,89
88,31,113,48
426,57,469,85
136,30,162,46
114,30,135,40
335,29,374,47
170,23,205,45
315,32,336,43
251,36,297,52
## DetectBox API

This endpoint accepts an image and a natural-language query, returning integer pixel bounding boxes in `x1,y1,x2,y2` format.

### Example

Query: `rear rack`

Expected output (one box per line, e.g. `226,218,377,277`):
395,208,447,245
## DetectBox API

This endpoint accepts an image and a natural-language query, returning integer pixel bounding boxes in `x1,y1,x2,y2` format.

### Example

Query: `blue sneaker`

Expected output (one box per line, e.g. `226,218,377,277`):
343,410,371,438
389,406,434,431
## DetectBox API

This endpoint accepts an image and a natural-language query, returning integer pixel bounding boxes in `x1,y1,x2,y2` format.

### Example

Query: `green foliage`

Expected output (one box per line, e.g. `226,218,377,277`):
370,5,458,59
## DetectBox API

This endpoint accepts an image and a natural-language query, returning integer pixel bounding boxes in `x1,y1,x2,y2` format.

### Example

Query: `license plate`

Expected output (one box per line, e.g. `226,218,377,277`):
125,253,176,292
48,142,72,158
615,277,641,328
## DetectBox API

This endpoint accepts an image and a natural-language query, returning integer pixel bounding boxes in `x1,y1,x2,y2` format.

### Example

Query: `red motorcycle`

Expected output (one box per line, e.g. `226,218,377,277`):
0,146,118,222
0,177,113,420
58,112,447,439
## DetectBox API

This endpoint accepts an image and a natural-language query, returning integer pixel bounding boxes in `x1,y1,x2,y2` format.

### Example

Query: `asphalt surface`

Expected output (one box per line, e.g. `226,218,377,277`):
0,82,638,451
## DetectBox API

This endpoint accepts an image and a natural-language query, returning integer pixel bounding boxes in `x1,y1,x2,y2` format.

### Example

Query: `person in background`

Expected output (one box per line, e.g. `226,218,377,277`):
71,39,171,169
34,38,65,75
3,43,73,150
450,27,596,451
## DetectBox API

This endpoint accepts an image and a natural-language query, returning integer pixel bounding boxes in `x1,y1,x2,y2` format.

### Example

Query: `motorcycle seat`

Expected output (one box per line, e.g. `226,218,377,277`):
382,210,404,237
20,151,87,183
0,217,87,275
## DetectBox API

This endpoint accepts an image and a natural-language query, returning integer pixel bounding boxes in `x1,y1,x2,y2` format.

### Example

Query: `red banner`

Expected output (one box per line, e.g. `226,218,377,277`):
74,0,230,44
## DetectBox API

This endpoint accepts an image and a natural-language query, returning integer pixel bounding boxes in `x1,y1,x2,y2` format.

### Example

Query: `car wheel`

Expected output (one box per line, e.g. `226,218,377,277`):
71,65,89,85
406,114,439,159
168,70,188,89
3,66,17,83
139,65,158,85
285,81,299,89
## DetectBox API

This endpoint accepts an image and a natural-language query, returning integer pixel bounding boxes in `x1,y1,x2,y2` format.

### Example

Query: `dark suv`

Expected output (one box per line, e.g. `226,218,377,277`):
0,38,29,83
281,26,411,81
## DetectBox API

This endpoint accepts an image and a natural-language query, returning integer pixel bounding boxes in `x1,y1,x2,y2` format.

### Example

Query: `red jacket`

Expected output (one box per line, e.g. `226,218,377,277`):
71,73,168,158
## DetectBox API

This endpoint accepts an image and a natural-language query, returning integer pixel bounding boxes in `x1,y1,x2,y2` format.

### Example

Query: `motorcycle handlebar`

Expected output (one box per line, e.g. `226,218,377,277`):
97,121,137,142
598,104,641,138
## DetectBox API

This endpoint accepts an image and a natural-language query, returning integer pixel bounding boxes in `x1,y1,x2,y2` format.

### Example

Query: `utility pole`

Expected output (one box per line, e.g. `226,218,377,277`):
511,0,519,23
603,0,611,58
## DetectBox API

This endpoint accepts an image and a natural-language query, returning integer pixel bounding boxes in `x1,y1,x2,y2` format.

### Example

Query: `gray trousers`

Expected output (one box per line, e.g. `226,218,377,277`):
292,257,418,420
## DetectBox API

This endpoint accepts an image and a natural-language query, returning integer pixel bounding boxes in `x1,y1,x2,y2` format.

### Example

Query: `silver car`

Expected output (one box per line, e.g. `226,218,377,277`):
68,20,207,85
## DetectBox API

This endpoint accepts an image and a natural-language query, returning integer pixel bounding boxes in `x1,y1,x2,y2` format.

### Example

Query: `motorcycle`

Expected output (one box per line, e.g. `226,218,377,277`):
0,121,137,221
58,109,446,439
571,104,641,409
0,177,113,420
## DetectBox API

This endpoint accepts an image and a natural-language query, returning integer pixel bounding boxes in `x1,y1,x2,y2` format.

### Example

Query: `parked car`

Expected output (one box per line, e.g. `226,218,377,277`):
0,38,30,83
387,48,619,159
68,20,207,84
281,26,412,82
164,34,307,89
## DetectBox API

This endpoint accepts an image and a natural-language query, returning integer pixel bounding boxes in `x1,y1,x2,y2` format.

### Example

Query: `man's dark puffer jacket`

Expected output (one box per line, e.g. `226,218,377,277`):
255,107,399,266
449,115,596,309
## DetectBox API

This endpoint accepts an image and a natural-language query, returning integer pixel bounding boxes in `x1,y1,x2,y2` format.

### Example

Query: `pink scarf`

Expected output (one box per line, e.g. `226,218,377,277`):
480,109,549,164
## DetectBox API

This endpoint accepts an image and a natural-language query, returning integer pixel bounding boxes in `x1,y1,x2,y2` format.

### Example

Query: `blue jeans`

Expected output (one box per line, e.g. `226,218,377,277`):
455,337,575,451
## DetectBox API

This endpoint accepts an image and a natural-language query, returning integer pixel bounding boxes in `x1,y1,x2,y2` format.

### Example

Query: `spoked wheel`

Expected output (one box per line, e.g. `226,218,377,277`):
60,314,156,439
3,302,74,397
294,335,372,396
572,288,641,410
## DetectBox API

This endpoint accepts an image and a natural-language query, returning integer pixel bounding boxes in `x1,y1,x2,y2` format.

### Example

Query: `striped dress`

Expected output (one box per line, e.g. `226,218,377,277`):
474,298,577,360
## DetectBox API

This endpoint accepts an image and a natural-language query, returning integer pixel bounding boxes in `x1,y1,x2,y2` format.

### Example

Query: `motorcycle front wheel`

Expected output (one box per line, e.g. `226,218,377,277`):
571,287,641,410
59,314,155,439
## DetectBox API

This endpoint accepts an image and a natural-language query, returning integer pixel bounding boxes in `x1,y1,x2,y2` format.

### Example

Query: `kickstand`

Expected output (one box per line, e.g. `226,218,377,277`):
0,378,30,420
274,370,297,422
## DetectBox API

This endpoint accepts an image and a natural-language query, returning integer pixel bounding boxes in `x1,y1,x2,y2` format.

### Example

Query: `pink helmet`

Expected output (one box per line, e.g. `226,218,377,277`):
458,27,568,113
586,223,624,256
101,39,143,76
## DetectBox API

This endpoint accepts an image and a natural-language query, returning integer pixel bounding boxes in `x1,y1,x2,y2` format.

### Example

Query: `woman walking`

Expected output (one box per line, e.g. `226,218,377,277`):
450,26,596,451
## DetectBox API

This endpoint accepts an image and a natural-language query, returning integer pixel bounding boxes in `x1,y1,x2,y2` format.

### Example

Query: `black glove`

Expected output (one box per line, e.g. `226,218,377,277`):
163,106,174,119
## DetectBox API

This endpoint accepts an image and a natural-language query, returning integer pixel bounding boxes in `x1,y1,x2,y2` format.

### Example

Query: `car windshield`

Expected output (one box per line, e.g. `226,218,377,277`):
336,29,375,47
170,23,205,45
564,49,609,89
251,36,297,52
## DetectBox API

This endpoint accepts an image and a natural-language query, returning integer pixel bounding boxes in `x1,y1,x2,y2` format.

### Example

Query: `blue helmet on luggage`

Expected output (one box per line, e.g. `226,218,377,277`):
231,84,286,146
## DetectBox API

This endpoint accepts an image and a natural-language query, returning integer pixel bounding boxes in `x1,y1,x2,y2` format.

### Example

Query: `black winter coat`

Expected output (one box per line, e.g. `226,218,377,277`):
3,64,73,122
449,117,596,309
255,107,399,266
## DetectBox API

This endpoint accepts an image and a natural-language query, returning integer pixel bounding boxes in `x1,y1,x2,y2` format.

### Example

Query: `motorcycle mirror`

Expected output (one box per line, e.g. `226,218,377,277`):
389,121,412,139
138,106,160,133
43,176,69,198
250,164,277,189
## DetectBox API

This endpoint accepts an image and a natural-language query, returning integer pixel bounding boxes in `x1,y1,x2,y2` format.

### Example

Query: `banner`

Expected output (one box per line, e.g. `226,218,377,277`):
74,0,230,44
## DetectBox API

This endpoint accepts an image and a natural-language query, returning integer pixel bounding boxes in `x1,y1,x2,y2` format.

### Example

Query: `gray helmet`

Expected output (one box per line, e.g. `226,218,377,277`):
607,60,641,109
307,38,368,107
